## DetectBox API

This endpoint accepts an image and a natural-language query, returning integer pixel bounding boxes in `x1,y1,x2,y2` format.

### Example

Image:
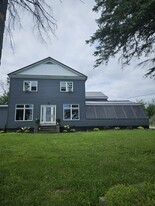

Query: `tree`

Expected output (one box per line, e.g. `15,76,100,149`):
0,78,9,105
87,0,155,78
0,0,57,64
146,102,155,118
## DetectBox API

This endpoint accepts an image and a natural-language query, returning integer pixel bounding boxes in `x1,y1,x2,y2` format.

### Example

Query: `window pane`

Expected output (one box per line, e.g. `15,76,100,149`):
31,81,37,91
46,107,51,122
25,105,32,108
67,82,73,91
24,81,30,91
64,109,71,119
64,104,71,109
25,109,32,120
72,109,79,119
16,109,24,120
72,104,78,108
16,105,24,108
60,82,66,91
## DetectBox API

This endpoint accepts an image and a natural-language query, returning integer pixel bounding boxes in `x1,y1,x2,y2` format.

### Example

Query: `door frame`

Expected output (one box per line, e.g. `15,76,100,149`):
40,105,56,125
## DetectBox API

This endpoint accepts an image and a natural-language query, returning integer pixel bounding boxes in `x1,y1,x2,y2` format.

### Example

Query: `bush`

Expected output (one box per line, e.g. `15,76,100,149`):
63,130,68,133
0,130,4,133
63,125,70,132
93,128,100,131
104,182,155,206
137,126,144,130
16,127,30,133
70,128,76,132
114,127,120,130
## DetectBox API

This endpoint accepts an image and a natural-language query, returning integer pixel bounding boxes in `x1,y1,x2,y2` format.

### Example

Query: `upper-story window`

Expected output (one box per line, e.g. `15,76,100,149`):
60,81,73,92
23,81,38,92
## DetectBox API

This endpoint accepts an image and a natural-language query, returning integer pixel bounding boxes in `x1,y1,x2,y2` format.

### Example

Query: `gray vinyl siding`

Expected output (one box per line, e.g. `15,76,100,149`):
0,106,8,129
7,77,149,129
7,78,86,128
73,119,149,128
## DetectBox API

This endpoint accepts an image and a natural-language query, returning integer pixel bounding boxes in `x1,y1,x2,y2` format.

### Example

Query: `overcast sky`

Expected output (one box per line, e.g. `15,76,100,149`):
1,0,154,102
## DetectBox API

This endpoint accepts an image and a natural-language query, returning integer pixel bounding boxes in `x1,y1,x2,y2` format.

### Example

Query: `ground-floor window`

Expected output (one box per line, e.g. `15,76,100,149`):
63,104,80,120
15,104,33,121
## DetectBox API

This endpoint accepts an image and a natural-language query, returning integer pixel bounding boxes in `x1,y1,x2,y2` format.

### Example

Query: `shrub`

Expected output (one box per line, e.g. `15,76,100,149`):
0,130,4,133
114,127,120,130
104,182,155,206
63,130,68,133
70,128,76,132
93,128,100,131
16,127,30,133
63,125,70,132
137,126,144,130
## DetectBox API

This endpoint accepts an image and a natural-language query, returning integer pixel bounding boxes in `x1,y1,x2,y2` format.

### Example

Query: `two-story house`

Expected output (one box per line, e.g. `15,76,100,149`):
0,57,149,131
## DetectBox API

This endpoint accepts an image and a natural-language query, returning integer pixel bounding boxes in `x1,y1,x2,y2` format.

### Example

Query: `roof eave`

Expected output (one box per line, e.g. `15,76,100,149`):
9,74,87,80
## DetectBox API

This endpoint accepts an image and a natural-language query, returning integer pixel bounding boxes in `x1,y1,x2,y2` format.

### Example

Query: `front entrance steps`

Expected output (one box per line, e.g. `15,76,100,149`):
36,125,60,133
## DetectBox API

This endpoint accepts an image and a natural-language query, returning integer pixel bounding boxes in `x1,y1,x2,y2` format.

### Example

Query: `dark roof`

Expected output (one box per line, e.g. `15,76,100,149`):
86,92,108,100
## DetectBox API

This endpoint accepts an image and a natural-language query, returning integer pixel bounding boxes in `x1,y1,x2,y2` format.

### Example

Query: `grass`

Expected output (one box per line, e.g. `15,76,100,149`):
0,130,155,206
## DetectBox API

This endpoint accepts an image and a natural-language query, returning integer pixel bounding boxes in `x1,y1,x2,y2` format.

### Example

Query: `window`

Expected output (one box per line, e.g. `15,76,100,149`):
23,81,38,92
15,104,33,121
63,104,80,120
60,82,73,92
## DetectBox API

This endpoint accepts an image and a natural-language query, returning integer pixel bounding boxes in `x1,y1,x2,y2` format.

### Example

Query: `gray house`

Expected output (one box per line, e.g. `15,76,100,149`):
0,57,148,131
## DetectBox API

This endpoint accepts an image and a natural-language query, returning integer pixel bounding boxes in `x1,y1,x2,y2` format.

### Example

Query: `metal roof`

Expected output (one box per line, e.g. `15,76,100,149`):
86,92,108,100
86,100,138,106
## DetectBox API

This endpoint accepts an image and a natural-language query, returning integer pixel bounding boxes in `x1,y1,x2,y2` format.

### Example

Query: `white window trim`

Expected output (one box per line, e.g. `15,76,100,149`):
60,81,73,92
23,81,38,92
15,104,34,121
63,104,80,121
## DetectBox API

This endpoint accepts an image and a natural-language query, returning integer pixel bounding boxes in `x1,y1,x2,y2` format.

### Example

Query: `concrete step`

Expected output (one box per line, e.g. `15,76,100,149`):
38,125,60,133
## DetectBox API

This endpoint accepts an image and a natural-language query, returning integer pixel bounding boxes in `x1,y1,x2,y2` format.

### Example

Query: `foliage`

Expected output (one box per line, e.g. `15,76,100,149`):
0,0,57,63
70,128,76,132
137,126,144,130
114,127,120,130
63,125,70,132
0,130,5,133
16,127,30,133
0,92,8,105
87,0,155,77
146,102,155,118
104,182,155,206
93,127,100,131
0,78,9,105
139,99,155,119
0,130,155,205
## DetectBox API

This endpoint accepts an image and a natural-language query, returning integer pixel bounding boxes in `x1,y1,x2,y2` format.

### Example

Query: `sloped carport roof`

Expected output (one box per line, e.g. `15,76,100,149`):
86,101,147,119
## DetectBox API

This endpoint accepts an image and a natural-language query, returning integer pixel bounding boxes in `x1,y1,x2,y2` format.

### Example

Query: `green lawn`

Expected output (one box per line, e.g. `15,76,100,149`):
0,130,155,206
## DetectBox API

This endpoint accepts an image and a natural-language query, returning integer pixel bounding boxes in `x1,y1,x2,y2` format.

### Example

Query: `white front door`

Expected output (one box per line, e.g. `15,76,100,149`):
40,105,56,125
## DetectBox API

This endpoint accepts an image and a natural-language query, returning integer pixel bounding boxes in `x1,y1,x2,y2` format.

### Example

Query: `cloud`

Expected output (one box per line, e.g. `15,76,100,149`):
0,0,154,102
